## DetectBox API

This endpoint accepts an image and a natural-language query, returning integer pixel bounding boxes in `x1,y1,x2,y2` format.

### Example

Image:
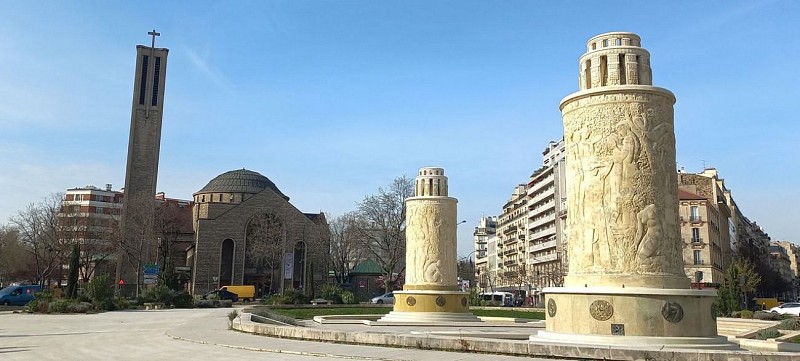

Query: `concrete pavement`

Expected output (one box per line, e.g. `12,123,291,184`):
0,308,557,361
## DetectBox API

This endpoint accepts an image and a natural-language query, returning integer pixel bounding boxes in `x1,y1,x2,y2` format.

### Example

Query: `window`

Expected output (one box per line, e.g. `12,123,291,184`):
151,57,161,106
74,194,83,201
693,250,703,265
692,228,701,243
139,55,149,105
690,206,700,221
95,207,104,214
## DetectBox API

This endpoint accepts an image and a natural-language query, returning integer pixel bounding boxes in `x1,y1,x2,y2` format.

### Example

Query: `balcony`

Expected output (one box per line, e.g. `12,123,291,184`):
502,225,518,235
529,213,556,230
529,226,556,241
531,253,559,263
689,215,703,223
528,239,557,253
529,189,554,206
557,209,567,218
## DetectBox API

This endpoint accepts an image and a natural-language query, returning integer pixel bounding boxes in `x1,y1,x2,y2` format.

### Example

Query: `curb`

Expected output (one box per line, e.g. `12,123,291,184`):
164,329,400,361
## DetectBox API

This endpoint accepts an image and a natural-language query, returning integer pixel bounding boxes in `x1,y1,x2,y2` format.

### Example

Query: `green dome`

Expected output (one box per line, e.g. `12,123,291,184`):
196,169,289,200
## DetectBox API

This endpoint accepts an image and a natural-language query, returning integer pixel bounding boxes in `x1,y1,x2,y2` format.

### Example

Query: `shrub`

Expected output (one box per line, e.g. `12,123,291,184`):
753,311,782,321
173,291,194,309
114,297,131,310
319,284,343,304
219,300,233,308
740,310,754,319
263,291,311,305
756,329,782,340
68,302,92,313
730,311,741,318
778,318,800,330
228,309,239,321
195,299,215,308
340,291,356,304
84,274,115,310
27,291,54,313
49,299,72,313
140,284,177,306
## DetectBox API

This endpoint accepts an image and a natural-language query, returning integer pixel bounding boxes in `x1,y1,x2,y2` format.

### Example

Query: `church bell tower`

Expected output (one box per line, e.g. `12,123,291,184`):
116,30,169,294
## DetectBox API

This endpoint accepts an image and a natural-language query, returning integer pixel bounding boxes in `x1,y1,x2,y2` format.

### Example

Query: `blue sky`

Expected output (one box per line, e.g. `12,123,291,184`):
1,1,798,255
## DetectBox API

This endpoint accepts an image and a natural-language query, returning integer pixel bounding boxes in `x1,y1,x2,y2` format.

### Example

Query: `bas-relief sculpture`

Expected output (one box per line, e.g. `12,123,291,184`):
405,199,456,286
563,93,683,277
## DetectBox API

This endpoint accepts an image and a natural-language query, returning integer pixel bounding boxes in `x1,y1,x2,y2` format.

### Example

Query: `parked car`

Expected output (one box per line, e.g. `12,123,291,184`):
202,288,239,302
0,285,42,306
370,292,394,304
769,302,800,316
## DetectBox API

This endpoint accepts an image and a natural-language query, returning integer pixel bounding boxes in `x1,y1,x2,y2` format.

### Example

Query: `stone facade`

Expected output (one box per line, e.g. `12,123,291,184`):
190,169,329,296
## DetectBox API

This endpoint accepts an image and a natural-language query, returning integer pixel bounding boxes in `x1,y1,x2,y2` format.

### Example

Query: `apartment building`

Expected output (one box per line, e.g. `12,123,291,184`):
495,184,528,291
59,184,125,280
473,216,497,291
677,169,734,286
526,139,567,292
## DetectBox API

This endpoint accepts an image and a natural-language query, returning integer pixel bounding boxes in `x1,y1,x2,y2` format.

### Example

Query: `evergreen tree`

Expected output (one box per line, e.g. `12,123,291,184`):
65,244,80,299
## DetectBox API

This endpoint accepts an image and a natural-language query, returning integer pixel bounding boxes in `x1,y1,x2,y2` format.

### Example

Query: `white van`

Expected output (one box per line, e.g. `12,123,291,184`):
479,292,514,306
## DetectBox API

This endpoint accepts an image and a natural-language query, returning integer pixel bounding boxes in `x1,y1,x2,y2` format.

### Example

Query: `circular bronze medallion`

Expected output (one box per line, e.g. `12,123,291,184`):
589,300,613,321
461,297,467,307
661,301,684,323
406,296,416,306
435,296,446,307
547,298,557,318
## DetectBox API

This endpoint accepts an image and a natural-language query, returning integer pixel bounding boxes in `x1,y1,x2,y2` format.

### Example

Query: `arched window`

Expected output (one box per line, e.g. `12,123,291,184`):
219,239,235,286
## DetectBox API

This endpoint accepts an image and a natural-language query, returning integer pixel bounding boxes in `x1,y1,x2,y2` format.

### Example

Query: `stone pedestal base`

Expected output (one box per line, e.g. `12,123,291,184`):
376,290,480,323
534,287,735,350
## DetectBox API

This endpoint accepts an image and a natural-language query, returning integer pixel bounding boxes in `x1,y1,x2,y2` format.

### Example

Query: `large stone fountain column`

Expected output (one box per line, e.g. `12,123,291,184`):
376,167,480,323
535,32,733,349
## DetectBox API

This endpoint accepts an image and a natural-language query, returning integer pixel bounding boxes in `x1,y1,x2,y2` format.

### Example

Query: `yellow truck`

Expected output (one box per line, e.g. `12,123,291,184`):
755,298,779,311
220,285,256,302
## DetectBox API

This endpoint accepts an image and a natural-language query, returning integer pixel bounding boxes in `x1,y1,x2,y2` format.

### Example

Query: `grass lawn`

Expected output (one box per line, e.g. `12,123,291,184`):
266,307,544,320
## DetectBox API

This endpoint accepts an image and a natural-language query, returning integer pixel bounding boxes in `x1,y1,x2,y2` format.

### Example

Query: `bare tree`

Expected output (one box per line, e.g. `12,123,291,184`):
329,212,365,284
0,225,35,283
9,193,68,286
118,194,159,297
353,175,414,293
245,213,285,293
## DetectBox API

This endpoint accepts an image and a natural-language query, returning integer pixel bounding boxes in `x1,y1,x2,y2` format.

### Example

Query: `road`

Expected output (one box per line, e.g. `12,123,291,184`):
0,308,558,361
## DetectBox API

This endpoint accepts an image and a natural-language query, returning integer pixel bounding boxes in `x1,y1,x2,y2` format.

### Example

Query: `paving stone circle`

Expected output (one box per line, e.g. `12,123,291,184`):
589,300,613,321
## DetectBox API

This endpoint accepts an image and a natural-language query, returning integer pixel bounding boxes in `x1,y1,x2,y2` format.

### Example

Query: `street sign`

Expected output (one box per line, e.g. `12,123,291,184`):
144,264,160,276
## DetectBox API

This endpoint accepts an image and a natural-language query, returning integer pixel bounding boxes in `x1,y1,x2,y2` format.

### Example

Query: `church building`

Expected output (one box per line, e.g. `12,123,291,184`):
189,169,329,296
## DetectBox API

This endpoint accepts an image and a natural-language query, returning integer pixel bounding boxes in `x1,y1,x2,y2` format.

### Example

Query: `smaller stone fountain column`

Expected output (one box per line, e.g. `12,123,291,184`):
376,167,480,323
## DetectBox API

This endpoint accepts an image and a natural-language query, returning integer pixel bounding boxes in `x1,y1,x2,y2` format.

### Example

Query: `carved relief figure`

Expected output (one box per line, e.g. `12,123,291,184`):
634,204,663,271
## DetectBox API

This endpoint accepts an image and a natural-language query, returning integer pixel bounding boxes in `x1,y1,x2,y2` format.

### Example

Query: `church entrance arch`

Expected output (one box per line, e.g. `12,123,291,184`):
219,239,235,286
244,213,284,296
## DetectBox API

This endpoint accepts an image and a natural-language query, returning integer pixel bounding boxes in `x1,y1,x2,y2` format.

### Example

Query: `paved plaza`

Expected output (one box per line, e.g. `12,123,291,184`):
0,308,560,361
